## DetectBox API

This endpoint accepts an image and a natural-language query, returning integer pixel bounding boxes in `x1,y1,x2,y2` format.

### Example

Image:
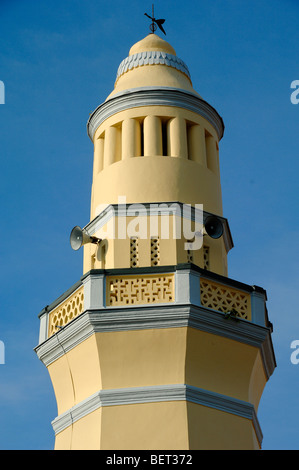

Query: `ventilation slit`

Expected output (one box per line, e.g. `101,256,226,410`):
151,237,160,266
130,237,139,268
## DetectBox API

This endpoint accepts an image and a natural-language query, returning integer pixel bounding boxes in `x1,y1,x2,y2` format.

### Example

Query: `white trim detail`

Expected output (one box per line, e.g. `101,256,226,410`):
51,383,263,445
87,87,224,142
115,51,191,83
82,273,105,310
35,302,275,380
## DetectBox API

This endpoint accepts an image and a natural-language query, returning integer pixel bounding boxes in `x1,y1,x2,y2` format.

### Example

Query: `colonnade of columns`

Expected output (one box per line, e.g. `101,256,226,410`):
93,115,219,174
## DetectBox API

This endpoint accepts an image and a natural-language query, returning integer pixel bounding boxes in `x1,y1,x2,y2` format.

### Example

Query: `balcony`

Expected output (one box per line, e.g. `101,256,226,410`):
36,263,275,382
38,263,272,340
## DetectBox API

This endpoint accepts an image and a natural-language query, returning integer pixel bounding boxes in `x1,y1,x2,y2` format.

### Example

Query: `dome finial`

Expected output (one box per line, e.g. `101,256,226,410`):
144,4,166,35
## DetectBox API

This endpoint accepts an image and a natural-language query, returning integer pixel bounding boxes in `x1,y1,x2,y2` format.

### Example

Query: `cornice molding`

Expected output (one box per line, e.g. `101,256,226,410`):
51,383,263,446
87,87,225,142
35,303,276,380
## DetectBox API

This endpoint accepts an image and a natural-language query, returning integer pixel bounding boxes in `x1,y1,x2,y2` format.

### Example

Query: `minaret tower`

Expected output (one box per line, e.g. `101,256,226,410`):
35,28,276,450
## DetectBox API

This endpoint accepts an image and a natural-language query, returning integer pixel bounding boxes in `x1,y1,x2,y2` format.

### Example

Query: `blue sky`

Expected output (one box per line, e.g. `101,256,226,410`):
0,0,298,450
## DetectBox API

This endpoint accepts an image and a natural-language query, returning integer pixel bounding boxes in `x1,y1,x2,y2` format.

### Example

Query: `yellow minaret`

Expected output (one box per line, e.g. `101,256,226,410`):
35,32,276,450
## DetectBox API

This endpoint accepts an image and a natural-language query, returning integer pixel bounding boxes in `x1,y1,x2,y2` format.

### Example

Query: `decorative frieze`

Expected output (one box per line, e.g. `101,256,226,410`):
115,51,191,83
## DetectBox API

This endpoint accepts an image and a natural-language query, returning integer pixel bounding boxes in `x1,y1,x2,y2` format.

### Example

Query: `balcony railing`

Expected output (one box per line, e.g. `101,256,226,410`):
39,264,270,342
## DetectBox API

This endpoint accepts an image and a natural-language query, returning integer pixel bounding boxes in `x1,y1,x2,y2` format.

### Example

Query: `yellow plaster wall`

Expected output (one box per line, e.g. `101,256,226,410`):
99,401,189,450
69,408,102,450
185,328,267,405
47,328,186,420
54,424,73,451
95,328,187,390
186,402,260,450
90,106,221,219
64,335,102,405
48,326,267,425
55,408,102,450
47,335,102,415
248,351,268,411
108,65,195,99
47,355,75,416
91,153,222,217
56,401,189,450
129,34,177,56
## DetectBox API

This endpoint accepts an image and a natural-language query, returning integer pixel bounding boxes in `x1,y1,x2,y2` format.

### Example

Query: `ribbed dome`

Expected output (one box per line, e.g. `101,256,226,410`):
129,33,176,56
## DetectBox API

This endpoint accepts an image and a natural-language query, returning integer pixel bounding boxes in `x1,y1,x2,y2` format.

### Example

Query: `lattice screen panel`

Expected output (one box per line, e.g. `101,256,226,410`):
48,287,84,337
107,274,174,306
200,279,251,320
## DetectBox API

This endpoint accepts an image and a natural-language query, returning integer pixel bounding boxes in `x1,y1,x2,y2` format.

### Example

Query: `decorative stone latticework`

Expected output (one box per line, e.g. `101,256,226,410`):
48,286,84,337
107,273,174,306
200,278,251,321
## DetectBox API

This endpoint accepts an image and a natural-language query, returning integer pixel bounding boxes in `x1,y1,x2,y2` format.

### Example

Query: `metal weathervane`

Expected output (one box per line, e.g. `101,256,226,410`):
144,4,166,35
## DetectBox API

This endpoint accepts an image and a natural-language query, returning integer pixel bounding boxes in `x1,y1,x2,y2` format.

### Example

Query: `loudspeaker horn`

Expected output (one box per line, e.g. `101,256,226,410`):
70,226,102,251
203,216,224,239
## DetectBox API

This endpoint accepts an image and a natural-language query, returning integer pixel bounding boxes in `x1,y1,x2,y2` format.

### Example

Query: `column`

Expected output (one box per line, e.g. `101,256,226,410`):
122,118,141,159
175,268,201,307
82,272,105,310
38,310,49,344
104,126,117,167
103,125,122,167
250,290,267,326
93,135,104,174
168,116,188,158
143,115,162,156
